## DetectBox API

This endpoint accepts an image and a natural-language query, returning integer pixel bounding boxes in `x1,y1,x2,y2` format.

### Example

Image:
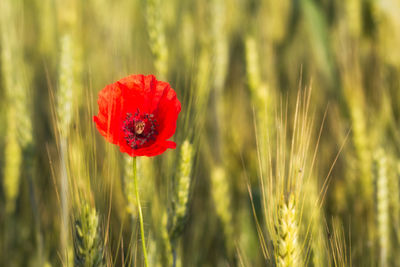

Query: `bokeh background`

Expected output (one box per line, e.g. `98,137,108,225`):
1,0,400,266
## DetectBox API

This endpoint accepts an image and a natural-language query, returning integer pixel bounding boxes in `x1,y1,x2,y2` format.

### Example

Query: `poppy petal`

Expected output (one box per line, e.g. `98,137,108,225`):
94,74,181,157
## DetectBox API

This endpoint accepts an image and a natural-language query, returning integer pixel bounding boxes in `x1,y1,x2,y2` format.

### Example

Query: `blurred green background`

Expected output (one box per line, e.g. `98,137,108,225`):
1,0,400,266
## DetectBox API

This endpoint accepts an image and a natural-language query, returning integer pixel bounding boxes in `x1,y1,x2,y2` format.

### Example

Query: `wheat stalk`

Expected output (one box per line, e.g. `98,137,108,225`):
211,166,234,253
57,32,81,266
211,0,228,93
166,140,194,266
3,107,22,213
1,0,33,214
375,149,390,267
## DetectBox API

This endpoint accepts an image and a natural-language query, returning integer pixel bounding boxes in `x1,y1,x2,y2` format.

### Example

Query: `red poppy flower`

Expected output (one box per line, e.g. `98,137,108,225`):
94,74,181,157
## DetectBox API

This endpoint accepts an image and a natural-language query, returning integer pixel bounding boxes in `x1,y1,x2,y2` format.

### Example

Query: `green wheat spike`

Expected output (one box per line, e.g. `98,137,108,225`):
74,203,105,267
275,194,300,267
146,0,168,79
57,34,74,138
169,140,193,239
211,166,234,253
3,107,22,214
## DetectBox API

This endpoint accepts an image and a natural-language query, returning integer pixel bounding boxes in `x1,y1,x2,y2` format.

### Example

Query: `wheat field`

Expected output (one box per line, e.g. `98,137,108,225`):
1,0,400,266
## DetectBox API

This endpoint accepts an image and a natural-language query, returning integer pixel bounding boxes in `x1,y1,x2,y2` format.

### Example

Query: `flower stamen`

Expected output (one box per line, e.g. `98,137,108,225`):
122,110,158,149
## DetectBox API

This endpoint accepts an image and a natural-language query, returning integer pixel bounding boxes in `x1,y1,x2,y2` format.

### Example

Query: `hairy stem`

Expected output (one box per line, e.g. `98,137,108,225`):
133,157,149,267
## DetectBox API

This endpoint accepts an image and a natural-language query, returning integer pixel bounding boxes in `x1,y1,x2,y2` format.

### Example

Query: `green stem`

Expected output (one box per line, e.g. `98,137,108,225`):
133,157,149,267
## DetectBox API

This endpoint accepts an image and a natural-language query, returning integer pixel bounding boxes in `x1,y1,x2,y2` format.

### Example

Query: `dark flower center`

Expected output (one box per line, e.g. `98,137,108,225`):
122,109,158,149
